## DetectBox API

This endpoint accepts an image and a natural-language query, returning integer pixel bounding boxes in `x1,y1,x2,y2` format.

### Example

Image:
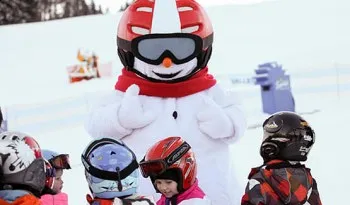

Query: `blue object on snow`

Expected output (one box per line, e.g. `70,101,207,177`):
253,62,295,114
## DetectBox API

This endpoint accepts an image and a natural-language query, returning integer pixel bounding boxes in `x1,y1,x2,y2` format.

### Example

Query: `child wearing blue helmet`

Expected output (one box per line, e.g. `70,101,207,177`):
40,149,71,205
81,137,155,205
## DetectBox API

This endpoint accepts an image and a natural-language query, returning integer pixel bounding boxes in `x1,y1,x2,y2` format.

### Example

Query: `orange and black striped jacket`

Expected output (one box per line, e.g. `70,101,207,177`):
241,160,322,205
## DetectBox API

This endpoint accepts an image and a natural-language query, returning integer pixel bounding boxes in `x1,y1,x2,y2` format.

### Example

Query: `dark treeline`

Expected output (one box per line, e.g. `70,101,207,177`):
0,0,104,25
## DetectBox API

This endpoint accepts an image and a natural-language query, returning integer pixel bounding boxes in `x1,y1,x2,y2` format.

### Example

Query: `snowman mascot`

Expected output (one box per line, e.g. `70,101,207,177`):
85,0,246,204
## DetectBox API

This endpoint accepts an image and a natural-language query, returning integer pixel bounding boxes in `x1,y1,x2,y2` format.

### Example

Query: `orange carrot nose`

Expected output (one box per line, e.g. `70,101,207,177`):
162,57,172,68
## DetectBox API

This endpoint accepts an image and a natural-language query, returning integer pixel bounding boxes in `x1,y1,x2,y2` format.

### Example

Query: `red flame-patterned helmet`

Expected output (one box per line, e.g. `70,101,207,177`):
139,136,197,191
117,0,214,74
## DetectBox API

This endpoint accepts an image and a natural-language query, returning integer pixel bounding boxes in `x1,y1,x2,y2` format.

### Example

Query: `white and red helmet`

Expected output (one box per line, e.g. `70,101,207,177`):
117,0,214,81
0,131,46,196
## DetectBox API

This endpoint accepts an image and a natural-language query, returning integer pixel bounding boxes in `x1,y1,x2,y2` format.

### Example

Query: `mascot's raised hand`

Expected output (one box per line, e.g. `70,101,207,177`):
118,84,156,129
197,96,234,140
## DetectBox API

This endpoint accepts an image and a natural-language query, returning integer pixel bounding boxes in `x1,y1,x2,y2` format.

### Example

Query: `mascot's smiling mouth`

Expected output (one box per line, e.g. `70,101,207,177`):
153,70,182,79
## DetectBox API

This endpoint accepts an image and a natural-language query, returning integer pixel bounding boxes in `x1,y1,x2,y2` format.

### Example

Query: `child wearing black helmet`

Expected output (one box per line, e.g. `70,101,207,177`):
241,111,322,205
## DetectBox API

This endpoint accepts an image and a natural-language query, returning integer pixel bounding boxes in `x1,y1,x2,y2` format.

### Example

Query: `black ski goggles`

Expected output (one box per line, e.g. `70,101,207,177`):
117,33,213,65
49,154,71,169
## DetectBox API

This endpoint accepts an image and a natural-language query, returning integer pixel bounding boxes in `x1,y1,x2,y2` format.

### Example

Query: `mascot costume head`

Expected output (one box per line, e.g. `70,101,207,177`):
115,0,216,97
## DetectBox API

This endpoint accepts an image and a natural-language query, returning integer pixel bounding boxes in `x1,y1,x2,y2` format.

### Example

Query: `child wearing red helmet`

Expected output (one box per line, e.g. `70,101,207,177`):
140,136,211,205
241,111,322,205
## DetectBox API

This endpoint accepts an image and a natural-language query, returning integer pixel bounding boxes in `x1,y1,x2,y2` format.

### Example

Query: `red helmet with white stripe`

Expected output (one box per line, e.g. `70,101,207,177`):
117,0,214,81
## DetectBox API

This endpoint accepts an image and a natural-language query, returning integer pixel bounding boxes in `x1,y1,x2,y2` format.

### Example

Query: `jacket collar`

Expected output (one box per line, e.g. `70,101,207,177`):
0,190,32,202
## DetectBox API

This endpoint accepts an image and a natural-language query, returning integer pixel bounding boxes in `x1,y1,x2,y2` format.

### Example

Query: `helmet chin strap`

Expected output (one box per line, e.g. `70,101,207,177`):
116,167,123,192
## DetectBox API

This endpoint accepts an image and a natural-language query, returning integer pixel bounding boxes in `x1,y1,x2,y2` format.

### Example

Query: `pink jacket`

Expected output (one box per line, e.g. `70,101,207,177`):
157,180,211,205
40,192,68,205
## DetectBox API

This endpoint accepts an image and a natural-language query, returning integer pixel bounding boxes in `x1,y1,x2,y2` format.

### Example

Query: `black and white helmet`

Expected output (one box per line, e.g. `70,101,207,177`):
0,131,46,196
260,111,315,162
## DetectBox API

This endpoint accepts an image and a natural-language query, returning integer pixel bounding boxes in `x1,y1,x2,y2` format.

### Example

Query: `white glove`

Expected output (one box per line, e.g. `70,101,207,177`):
118,84,156,129
112,198,124,205
197,96,234,139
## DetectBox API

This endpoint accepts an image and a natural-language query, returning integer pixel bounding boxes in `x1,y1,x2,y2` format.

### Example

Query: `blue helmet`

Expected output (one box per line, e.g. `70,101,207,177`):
42,149,59,161
81,138,139,199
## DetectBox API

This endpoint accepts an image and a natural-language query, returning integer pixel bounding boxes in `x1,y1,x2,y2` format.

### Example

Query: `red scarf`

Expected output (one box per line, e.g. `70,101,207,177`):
114,67,216,97
86,194,113,205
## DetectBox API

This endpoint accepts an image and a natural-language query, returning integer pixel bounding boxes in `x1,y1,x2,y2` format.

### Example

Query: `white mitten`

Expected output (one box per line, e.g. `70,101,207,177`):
197,96,234,139
118,84,156,129
112,198,123,205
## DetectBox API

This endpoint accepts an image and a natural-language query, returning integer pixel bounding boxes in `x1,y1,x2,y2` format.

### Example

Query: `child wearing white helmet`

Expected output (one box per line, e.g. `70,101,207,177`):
0,131,47,205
